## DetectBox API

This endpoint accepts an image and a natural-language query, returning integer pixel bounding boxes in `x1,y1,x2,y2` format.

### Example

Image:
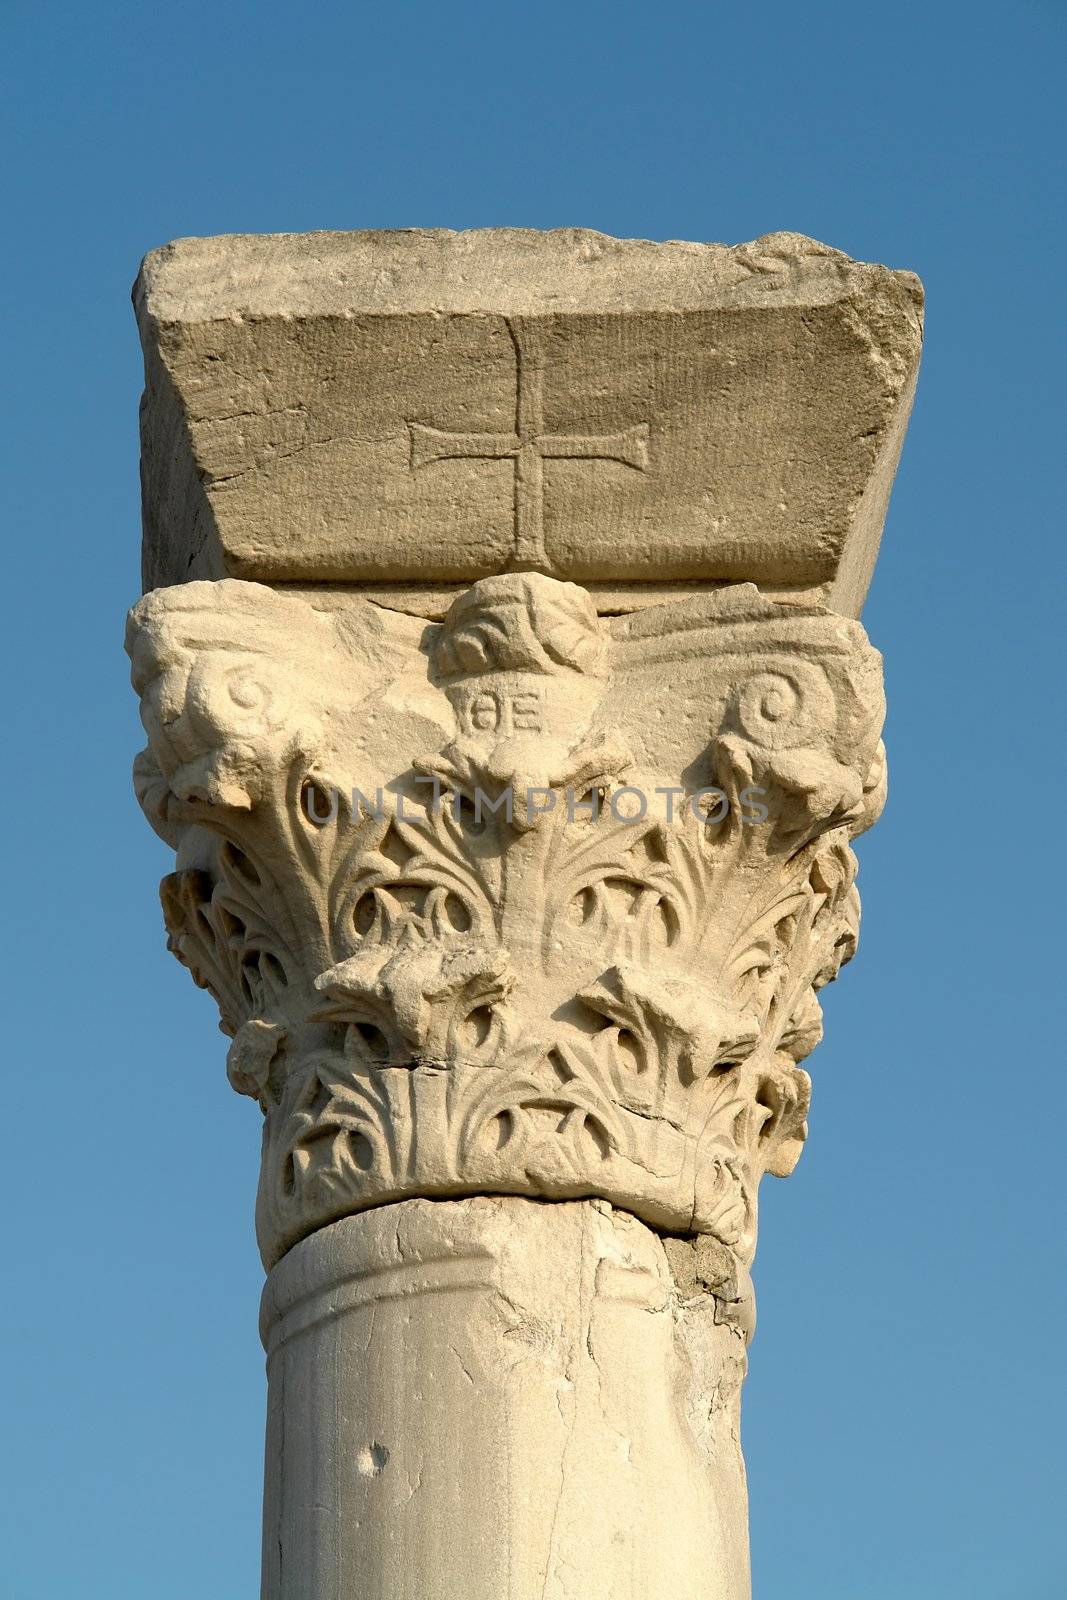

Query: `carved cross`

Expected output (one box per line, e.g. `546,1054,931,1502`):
409,319,649,569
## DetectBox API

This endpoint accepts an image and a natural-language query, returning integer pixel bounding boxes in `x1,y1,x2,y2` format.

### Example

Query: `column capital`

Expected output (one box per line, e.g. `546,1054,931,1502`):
128,566,885,1270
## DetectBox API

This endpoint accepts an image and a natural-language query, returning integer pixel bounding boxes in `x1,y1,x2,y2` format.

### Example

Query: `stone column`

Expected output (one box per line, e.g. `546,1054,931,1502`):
127,228,922,1599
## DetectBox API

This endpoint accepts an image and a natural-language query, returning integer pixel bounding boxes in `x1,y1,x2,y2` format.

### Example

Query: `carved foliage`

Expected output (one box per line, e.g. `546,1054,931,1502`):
128,574,885,1269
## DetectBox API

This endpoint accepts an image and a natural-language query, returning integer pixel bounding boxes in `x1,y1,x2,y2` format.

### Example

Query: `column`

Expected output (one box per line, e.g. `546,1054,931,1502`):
127,226,922,1598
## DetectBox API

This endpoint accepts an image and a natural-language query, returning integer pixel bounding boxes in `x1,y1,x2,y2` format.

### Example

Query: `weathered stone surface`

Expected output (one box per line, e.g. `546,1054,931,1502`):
135,228,922,615
261,1197,750,1600
126,226,920,1600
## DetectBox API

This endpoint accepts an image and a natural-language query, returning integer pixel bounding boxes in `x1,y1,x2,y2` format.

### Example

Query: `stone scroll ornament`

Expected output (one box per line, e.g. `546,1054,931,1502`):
127,571,885,1309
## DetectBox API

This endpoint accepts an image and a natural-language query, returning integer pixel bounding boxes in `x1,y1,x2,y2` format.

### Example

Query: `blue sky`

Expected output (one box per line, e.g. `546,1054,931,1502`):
2,1,1064,1596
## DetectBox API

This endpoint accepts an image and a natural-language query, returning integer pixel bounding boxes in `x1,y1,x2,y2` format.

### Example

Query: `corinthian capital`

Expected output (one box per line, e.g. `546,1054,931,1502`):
129,562,885,1272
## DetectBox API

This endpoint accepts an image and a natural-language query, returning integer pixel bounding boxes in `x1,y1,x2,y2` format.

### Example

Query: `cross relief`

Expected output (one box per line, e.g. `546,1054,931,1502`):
409,318,650,569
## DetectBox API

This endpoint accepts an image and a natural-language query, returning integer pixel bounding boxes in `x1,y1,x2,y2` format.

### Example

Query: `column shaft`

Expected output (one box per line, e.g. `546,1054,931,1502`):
260,1197,750,1600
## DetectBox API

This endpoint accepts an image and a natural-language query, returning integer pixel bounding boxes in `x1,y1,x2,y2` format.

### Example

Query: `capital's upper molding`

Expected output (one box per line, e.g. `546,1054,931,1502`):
128,572,885,1269
135,227,922,616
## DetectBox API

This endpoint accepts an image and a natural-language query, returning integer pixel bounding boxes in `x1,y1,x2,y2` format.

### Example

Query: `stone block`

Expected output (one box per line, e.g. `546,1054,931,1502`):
135,228,922,615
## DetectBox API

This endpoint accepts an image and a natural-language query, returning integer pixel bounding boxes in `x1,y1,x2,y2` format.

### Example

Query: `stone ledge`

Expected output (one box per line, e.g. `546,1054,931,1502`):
135,227,922,614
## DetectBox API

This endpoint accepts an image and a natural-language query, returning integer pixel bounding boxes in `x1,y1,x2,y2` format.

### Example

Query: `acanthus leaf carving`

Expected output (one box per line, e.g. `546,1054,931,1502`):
128,571,886,1289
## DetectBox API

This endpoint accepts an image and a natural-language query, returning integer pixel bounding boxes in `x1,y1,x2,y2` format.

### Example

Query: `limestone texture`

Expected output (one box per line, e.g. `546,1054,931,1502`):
135,227,922,615
261,1198,750,1600
126,226,921,1600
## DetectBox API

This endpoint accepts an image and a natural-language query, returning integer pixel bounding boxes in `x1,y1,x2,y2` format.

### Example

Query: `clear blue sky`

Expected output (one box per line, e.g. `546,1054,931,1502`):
2,2,1064,1596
